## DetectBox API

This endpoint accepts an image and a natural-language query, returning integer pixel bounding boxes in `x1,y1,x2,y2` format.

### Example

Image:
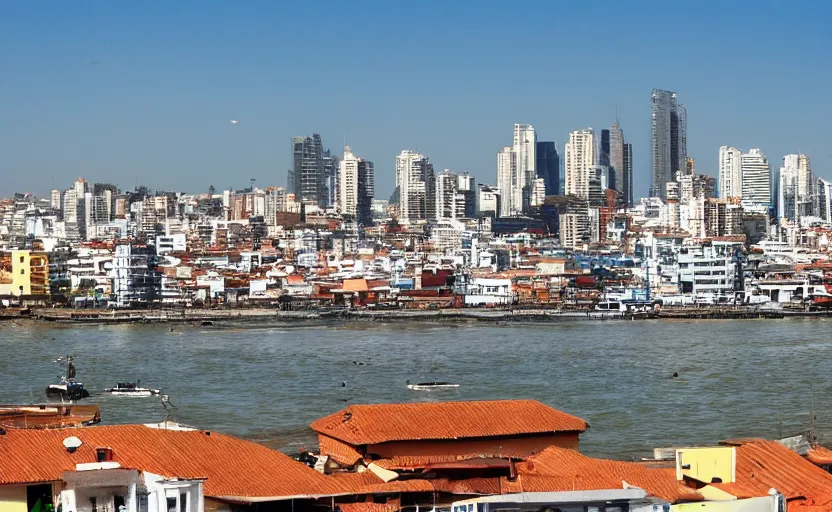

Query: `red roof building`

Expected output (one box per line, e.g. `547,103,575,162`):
311,400,588,469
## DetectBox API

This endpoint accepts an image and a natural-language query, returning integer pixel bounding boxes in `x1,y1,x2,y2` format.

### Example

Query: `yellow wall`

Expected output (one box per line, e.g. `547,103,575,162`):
0,251,34,296
676,446,736,484
0,485,28,512
672,496,776,512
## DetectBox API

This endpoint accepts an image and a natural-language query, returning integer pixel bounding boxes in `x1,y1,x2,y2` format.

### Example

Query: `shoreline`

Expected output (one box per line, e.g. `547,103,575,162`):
5,306,831,326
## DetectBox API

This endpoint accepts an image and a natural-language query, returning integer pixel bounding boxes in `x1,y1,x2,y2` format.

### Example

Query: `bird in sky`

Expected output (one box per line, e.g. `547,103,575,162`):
230,119,239,125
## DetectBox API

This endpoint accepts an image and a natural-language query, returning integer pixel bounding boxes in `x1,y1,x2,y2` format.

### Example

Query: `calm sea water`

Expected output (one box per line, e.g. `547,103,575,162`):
2,318,831,459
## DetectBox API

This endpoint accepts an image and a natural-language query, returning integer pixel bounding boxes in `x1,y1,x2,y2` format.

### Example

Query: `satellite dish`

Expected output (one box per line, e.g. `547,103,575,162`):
63,436,82,453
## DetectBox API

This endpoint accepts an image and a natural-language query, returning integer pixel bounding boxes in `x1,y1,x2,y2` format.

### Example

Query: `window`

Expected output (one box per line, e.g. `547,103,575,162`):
167,497,177,512
179,493,188,512
20,256,25,263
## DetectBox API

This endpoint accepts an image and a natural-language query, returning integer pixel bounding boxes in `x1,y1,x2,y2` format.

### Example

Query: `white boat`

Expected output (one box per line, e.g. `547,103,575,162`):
106,382,161,397
406,381,460,391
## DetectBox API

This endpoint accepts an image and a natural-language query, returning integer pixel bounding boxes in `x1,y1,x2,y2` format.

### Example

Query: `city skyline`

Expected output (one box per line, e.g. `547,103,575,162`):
1,2,830,199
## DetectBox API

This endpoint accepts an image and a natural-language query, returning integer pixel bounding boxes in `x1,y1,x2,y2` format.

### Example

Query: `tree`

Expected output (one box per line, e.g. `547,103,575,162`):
208,184,216,196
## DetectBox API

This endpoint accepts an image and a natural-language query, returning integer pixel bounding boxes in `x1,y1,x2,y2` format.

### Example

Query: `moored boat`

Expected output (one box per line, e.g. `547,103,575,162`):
45,355,89,401
406,381,460,391
106,382,161,397
0,403,100,428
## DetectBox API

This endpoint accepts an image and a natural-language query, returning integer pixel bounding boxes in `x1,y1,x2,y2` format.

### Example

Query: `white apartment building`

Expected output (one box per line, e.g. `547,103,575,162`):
740,148,771,206
495,124,536,217
339,146,359,216
559,211,589,250
496,146,515,216
396,150,433,222
718,146,742,199
564,129,595,200
677,241,742,300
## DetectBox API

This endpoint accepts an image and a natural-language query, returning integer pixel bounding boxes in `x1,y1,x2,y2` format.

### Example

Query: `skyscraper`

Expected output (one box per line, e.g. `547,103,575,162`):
564,129,596,200
535,141,560,196
609,123,624,198
718,146,742,200
338,146,359,218
779,153,814,220
650,89,686,198
817,177,832,224
322,149,339,208
741,149,771,206
496,146,516,217
396,150,434,222
622,143,633,207
291,134,324,206
599,129,611,168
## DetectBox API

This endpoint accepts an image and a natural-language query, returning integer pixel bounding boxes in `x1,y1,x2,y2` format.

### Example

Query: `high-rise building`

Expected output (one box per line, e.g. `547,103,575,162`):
496,124,537,217
50,189,63,211
322,149,339,208
817,177,832,224
719,146,743,200
741,149,771,206
436,171,476,220
609,123,624,197
496,146,516,217
456,173,477,218
291,134,324,206
779,154,814,220
599,129,611,168
622,143,633,207
650,89,686,198
513,124,536,213
338,146,374,225
536,142,560,196
396,150,434,222
564,129,596,200
477,184,500,218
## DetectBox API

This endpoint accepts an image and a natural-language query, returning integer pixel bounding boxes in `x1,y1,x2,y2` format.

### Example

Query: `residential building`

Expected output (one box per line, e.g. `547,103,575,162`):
598,129,610,169
817,177,832,224
0,250,49,296
650,89,686,198
496,146,516,216
779,153,814,220
564,129,595,200
513,123,536,214
291,134,324,206
622,143,633,206
741,148,771,206
535,141,560,196
559,211,589,250
310,400,587,469
609,122,624,198
478,184,500,217
50,189,62,211
322,148,339,208
111,243,161,308
395,150,434,223
718,146,743,199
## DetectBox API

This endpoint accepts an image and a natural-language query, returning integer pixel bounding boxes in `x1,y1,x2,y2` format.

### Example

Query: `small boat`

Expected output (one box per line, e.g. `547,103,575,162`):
0,403,100,429
406,381,460,391
106,382,161,397
45,380,90,401
45,355,89,401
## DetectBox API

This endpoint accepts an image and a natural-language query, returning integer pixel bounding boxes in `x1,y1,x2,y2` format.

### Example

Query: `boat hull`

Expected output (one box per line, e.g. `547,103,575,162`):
407,384,460,391
106,389,160,397
45,382,90,401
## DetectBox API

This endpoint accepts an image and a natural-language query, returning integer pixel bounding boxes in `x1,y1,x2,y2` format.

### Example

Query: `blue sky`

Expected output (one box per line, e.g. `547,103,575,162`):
1,1,830,199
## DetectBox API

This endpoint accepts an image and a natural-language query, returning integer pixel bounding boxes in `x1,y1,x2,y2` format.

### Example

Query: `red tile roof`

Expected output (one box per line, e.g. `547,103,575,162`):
337,503,399,512
505,446,702,503
713,439,832,510
0,424,344,501
806,445,832,466
311,400,588,445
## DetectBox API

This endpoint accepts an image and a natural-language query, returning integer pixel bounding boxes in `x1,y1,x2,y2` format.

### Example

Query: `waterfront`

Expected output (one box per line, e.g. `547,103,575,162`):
2,319,832,460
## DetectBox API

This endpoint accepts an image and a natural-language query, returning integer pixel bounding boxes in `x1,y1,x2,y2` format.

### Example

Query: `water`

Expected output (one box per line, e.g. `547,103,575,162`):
2,318,832,460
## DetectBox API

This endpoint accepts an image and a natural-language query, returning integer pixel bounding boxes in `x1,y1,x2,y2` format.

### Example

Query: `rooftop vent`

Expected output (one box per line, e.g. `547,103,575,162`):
63,436,82,453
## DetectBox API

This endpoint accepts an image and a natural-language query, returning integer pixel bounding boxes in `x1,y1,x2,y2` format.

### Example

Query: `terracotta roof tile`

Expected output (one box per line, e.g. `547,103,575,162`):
806,445,832,466
0,424,343,500
509,446,702,503
337,503,399,512
311,400,588,445
713,439,832,509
